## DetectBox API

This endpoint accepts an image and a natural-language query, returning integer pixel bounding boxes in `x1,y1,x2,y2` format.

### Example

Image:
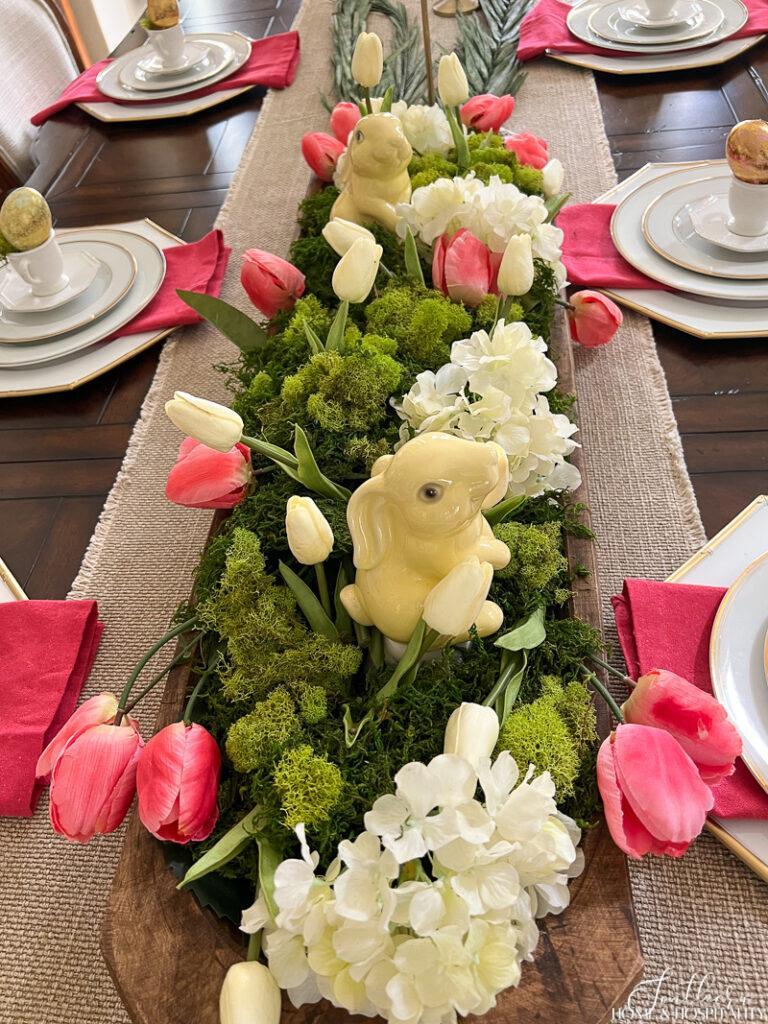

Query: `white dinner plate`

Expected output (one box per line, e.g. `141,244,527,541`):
0,239,137,344
0,247,100,312
710,551,768,795
568,0,745,52
689,193,768,253
589,0,721,45
610,164,768,300
120,39,234,92
96,32,250,102
642,173,768,279
546,34,764,73
620,0,702,27
0,230,165,366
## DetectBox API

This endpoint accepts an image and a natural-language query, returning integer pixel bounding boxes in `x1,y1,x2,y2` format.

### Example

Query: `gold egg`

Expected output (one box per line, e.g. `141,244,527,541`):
0,188,52,251
726,120,768,185
147,0,180,28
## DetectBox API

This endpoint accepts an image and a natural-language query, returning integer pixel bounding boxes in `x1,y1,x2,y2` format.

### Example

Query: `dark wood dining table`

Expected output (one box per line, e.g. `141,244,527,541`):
1,0,766,599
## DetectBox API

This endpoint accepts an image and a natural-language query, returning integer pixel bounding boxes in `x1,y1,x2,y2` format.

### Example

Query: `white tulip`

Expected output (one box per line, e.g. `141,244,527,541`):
219,961,281,1024
322,218,376,257
422,556,494,636
542,158,565,199
444,702,500,769
285,495,334,565
496,233,534,297
164,391,243,452
437,53,469,107
351,32,384,88
331,236,383,303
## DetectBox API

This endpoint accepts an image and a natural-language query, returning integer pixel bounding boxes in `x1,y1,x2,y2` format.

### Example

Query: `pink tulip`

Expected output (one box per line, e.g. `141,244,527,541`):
433,229,495,307
165,437,252,510
241,248,305,320
503,131,549,170
49,719,143,843
36,692,119,782
623,669,742,786
136,722,221,843
598,724,713,859
330,101,361,143
301,131,346,183
460,94,516,133
567,290,623,348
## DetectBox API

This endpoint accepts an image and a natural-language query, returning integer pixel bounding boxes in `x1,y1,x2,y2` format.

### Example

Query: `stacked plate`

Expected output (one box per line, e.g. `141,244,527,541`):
555,0,760,75
0,222,173,396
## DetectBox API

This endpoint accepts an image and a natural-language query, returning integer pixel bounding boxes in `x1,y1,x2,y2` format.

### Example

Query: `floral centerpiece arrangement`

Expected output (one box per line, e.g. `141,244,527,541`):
35,30,743,1024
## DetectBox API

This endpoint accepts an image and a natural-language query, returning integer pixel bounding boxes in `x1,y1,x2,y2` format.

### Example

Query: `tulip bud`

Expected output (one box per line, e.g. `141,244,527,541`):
219,961,282,1024
422,556,494,636
496,233,534,297
285,495,334,565
331,236,383,303
444,702,500,769
301,132,346,183
351,31,384,88
438,53,469,107
322,218,376,257
542,158,565,198
330,101,361,143
165,392,244,453
36,692,120,782
241,248,305,319
567,290,623,348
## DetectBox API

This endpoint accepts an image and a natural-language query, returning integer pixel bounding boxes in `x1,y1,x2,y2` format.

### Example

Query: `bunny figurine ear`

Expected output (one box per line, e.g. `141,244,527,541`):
347,474,392,570
481,442,510,510
371,453,393,478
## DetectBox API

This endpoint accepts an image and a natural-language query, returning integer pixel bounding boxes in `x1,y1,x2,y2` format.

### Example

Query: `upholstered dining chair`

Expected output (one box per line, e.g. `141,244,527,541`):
1,0,80,187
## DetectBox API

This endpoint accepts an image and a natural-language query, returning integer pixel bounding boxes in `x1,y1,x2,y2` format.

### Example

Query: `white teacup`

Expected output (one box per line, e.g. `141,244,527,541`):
6,232,69,297
145,23,186,71
727,178,768,237
641,0,677,21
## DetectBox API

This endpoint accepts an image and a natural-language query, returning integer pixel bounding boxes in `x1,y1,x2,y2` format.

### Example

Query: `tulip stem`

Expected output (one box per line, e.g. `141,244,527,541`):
588,654,635,689
183,653,221,726
314,562,333,619
115,616,198,726
363,86,373,115
582,669,625,725
123,635,200,716
554,296,575,312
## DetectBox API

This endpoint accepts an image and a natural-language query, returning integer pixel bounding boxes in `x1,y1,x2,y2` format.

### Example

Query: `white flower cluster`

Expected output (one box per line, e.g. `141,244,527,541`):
393,319,581,498
396,174,566,287
242,752,582,1024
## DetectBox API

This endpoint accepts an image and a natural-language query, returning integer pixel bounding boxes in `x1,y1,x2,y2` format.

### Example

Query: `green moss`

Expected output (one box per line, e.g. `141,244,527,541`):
365,284,472,372
522,260,557,339
494,521,567,592
473,295,524,332
514,164,544,196
225,688,301,772
543,676,597,759
471,163,515,185
467,131,504,151
297,186,340,236
498,697,579,799
293,682,328,724
409,152,458,182
289,236,338,306
274,745,344,830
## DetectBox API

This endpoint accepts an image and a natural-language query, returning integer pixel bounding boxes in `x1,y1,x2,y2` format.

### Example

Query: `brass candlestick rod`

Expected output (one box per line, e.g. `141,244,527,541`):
420,0,435,105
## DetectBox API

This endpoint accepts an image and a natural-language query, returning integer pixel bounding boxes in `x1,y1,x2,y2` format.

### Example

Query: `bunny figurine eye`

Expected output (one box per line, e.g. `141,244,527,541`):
355,129,364,142
419,483,444,502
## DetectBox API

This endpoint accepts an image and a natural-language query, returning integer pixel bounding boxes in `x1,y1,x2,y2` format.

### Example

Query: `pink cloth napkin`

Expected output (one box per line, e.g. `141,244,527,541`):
518,0,768,61
31,30,300,126
0,600,103,817
612,578,768,819
106,228,230,341
558,204,672,289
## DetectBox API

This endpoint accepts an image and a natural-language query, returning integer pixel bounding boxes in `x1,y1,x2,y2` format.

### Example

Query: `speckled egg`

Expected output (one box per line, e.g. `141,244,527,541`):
147,0,180,28
726,120,768,185
0,188,52,251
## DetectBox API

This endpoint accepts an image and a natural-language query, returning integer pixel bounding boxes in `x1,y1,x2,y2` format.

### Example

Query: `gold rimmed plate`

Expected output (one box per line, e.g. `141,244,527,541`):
642,172,768,280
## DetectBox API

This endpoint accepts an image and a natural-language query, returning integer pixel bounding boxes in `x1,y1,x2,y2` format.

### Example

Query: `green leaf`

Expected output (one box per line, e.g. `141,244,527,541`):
444,105,470,172
375,619,427,703
279,561,340,641
177,805,261,889
495,650,527,725
545,192,571,224
343,703,373,748
326,300,349,353
303,320,325,354
403,226,425,286
165,847,252,927
379,85,394,112
256,836,282,920
494,606,546,652
176,291,268,354
294,424,351,501
334,565,354,641
483,495,527,528
241,435,299,469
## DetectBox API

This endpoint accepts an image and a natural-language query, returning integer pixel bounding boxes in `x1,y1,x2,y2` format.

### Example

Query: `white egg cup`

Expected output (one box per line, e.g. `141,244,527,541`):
640,0,678,21
145,23,186,72
6,231,69,297
727,177,768,237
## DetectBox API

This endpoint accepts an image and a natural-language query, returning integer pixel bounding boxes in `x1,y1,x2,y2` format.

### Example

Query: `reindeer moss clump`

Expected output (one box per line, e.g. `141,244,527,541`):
365,284,472,371
274,745,344,829
225,688,301,773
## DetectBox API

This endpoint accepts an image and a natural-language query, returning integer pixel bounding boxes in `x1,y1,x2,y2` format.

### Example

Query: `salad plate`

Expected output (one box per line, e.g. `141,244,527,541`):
689,194,768,253
0,247,100,313
136,40,210,75
588,0,721,45
620,0,703,27
120,39,234,92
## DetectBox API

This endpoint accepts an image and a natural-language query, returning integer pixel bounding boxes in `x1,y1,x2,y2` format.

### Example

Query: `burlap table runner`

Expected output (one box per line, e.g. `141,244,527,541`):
2,2,766,1021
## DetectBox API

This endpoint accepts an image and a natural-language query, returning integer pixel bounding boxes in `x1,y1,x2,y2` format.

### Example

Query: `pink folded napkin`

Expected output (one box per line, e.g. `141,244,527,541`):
105,228,230,341
518,0,768,61
31,30,300,126
0,600,103,817
612,578,768,819
558,204,671,289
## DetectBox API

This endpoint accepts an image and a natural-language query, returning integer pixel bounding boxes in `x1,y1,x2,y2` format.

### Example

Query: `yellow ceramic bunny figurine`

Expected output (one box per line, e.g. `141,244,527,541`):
340,433,511,643
331,113,413,233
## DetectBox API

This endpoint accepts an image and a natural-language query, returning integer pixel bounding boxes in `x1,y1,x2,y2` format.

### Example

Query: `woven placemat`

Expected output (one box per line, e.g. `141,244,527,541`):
1,3,766,1021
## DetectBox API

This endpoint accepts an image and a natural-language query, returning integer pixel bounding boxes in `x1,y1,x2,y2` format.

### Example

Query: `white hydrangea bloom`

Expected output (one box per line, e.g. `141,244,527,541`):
390,365,469,433
450,319,557,405
400,104,453,156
